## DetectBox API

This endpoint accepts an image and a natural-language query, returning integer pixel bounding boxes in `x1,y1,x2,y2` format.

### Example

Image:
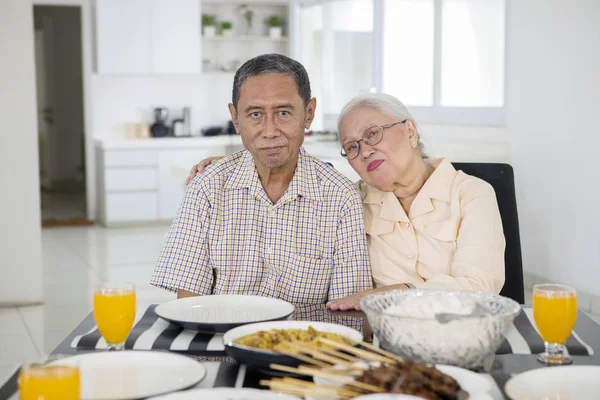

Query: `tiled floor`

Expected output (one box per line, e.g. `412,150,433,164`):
1,225,600,385
0,224,175,382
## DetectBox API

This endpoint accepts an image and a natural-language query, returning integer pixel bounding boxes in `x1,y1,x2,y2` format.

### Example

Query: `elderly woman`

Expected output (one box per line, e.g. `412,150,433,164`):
187,93,505,311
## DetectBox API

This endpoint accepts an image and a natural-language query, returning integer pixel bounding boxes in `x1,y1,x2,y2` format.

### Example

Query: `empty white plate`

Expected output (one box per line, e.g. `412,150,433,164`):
60,351,206,399
155,295,295,332
151,388,301,399
505,365,600,399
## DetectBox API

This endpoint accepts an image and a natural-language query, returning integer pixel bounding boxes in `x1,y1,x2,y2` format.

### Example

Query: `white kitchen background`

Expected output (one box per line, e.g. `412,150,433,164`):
20,0,598,301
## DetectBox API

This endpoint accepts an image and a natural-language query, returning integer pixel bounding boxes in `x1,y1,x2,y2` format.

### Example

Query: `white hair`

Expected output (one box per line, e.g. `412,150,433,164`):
337,93,427,157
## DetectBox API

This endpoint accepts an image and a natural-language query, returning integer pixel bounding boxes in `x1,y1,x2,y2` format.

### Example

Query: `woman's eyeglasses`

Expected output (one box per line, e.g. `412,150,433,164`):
340,120,407,160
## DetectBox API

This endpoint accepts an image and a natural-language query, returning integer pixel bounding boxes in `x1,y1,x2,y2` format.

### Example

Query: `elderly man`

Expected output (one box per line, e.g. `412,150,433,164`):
151,54,372,304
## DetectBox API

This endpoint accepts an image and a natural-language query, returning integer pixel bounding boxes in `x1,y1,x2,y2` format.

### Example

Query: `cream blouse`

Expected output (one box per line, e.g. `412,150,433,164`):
358,158,505,293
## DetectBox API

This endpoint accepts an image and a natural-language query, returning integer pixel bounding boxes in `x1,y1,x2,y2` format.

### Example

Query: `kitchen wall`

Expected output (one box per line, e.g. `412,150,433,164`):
38,0,600,297
91,73,235,138
505,0,600,296
418,0,600,297
0,0,43,305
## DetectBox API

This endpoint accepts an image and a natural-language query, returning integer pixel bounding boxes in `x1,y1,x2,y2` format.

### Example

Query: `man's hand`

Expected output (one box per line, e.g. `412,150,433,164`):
184,156,225,185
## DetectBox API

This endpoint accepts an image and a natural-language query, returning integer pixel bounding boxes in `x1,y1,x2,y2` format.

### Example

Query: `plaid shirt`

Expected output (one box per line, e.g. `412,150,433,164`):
151,147,372,304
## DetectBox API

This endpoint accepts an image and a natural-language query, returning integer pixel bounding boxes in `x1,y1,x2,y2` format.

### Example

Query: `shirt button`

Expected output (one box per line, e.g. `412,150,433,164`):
402,221,411,229
266,247,273,256
406,253,415,259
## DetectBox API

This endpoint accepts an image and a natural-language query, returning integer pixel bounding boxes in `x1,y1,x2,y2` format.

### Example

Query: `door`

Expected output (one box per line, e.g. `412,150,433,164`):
34,20,55,190
292,0,375,131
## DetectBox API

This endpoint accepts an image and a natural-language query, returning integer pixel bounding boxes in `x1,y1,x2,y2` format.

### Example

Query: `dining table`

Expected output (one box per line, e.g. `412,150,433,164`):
2,302,600,400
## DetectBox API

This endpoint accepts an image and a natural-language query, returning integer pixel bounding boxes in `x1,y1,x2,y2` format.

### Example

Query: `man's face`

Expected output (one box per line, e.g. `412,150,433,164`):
229,74,316,169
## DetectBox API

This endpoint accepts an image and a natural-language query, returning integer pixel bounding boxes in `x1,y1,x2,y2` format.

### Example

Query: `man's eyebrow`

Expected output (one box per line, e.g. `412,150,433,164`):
244,105,263,112
274,104,294,109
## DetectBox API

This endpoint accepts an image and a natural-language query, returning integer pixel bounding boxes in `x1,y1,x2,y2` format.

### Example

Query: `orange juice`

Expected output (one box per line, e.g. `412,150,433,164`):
19,364,80,400
533,292,577,344
93,289,136,344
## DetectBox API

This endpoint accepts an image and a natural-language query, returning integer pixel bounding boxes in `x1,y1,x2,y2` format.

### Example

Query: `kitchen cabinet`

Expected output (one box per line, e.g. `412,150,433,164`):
150,0,201,74
95,0,201,74
95,0,151,74
94,137,359,227
157,149,213,220
95,137,235,227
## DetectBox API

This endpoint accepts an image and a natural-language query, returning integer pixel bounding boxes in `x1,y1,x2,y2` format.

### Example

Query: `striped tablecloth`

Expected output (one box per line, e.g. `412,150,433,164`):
70,305,593,356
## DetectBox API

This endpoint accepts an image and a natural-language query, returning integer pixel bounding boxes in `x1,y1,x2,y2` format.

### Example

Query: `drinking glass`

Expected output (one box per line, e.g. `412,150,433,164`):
93,282,136,350
532,283,577,365
19,356,80,400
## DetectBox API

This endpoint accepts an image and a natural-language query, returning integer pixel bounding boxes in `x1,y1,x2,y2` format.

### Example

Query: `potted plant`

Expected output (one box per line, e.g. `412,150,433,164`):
238,5,255,35
265,15,283,39
221,21,233,37
202,14,216,38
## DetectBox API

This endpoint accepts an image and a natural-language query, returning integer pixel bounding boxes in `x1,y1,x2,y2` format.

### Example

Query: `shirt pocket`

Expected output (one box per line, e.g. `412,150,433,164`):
423,220,458,255
278,253,332,304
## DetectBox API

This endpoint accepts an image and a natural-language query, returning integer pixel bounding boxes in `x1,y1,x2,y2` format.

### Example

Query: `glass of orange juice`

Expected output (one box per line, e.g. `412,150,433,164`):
19,357,80,400
533,283,577,365
93,282,136,350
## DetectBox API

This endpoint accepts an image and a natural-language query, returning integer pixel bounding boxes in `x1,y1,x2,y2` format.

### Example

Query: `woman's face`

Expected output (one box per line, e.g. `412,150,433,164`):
339,107,419,192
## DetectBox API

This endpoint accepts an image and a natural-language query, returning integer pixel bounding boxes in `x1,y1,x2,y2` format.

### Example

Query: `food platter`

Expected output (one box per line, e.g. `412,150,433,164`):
223,320,363,368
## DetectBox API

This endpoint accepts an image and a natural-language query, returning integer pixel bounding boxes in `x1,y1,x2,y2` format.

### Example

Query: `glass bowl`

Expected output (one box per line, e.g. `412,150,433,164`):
360,289,521,369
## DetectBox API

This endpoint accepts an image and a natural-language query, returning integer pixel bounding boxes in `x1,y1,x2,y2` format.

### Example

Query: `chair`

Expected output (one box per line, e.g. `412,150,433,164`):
452,163,525,304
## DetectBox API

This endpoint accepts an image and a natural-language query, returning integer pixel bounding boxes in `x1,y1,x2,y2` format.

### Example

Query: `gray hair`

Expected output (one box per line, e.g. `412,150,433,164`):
232,54,311,110
337,93,427,157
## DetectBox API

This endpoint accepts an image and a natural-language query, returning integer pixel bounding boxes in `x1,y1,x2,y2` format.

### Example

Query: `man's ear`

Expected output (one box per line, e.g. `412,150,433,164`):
304,98,317,130
228,104,240,133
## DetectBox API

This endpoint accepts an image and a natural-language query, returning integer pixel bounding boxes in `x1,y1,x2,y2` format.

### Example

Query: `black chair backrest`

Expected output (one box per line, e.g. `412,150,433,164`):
452,163,525,304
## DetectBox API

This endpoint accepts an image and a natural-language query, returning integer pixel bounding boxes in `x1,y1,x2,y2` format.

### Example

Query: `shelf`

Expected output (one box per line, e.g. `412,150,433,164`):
202,35,289,42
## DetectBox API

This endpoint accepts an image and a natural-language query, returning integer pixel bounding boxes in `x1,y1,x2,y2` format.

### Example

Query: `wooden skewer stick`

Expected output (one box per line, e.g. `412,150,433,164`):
261,379,351,400
279,377,364,396
305,343,360,363
318,338,397,364
281,341,363,370
353,340,405,363
274,344,332,368
268,364,384,393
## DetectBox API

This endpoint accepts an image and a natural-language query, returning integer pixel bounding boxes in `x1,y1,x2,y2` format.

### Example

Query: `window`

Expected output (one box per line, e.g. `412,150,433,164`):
297,0,374,130
294,0,507,126
382,0,507,124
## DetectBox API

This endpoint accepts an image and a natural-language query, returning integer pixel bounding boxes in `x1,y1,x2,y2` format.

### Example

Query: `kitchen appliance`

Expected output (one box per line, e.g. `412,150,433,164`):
151,107,170,138
202,126,223,136
172,107,192,137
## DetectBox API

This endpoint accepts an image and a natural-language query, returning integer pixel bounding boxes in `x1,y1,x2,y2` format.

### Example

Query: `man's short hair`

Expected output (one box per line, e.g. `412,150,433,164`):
232,53,312,109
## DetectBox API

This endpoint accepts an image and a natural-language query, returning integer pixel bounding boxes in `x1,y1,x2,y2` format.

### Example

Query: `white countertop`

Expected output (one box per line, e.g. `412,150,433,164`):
93,135,343,153
94,135,243,150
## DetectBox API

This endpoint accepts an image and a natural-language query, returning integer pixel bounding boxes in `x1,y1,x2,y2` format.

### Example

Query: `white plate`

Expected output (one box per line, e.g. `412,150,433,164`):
150,388,301,399
155,295,295,332
60,351,206,400
505,365,600,400
313,363,493,400
352,395,427,400
224,320,364,368
351,395,493,400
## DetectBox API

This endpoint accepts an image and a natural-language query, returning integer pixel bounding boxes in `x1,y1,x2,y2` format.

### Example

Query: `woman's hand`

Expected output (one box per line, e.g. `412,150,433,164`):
184,156,225,185
326,290,371,311
326,284,411,311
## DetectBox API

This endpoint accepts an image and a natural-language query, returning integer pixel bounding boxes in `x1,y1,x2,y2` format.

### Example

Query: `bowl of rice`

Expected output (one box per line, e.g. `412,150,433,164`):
360,289,520,369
